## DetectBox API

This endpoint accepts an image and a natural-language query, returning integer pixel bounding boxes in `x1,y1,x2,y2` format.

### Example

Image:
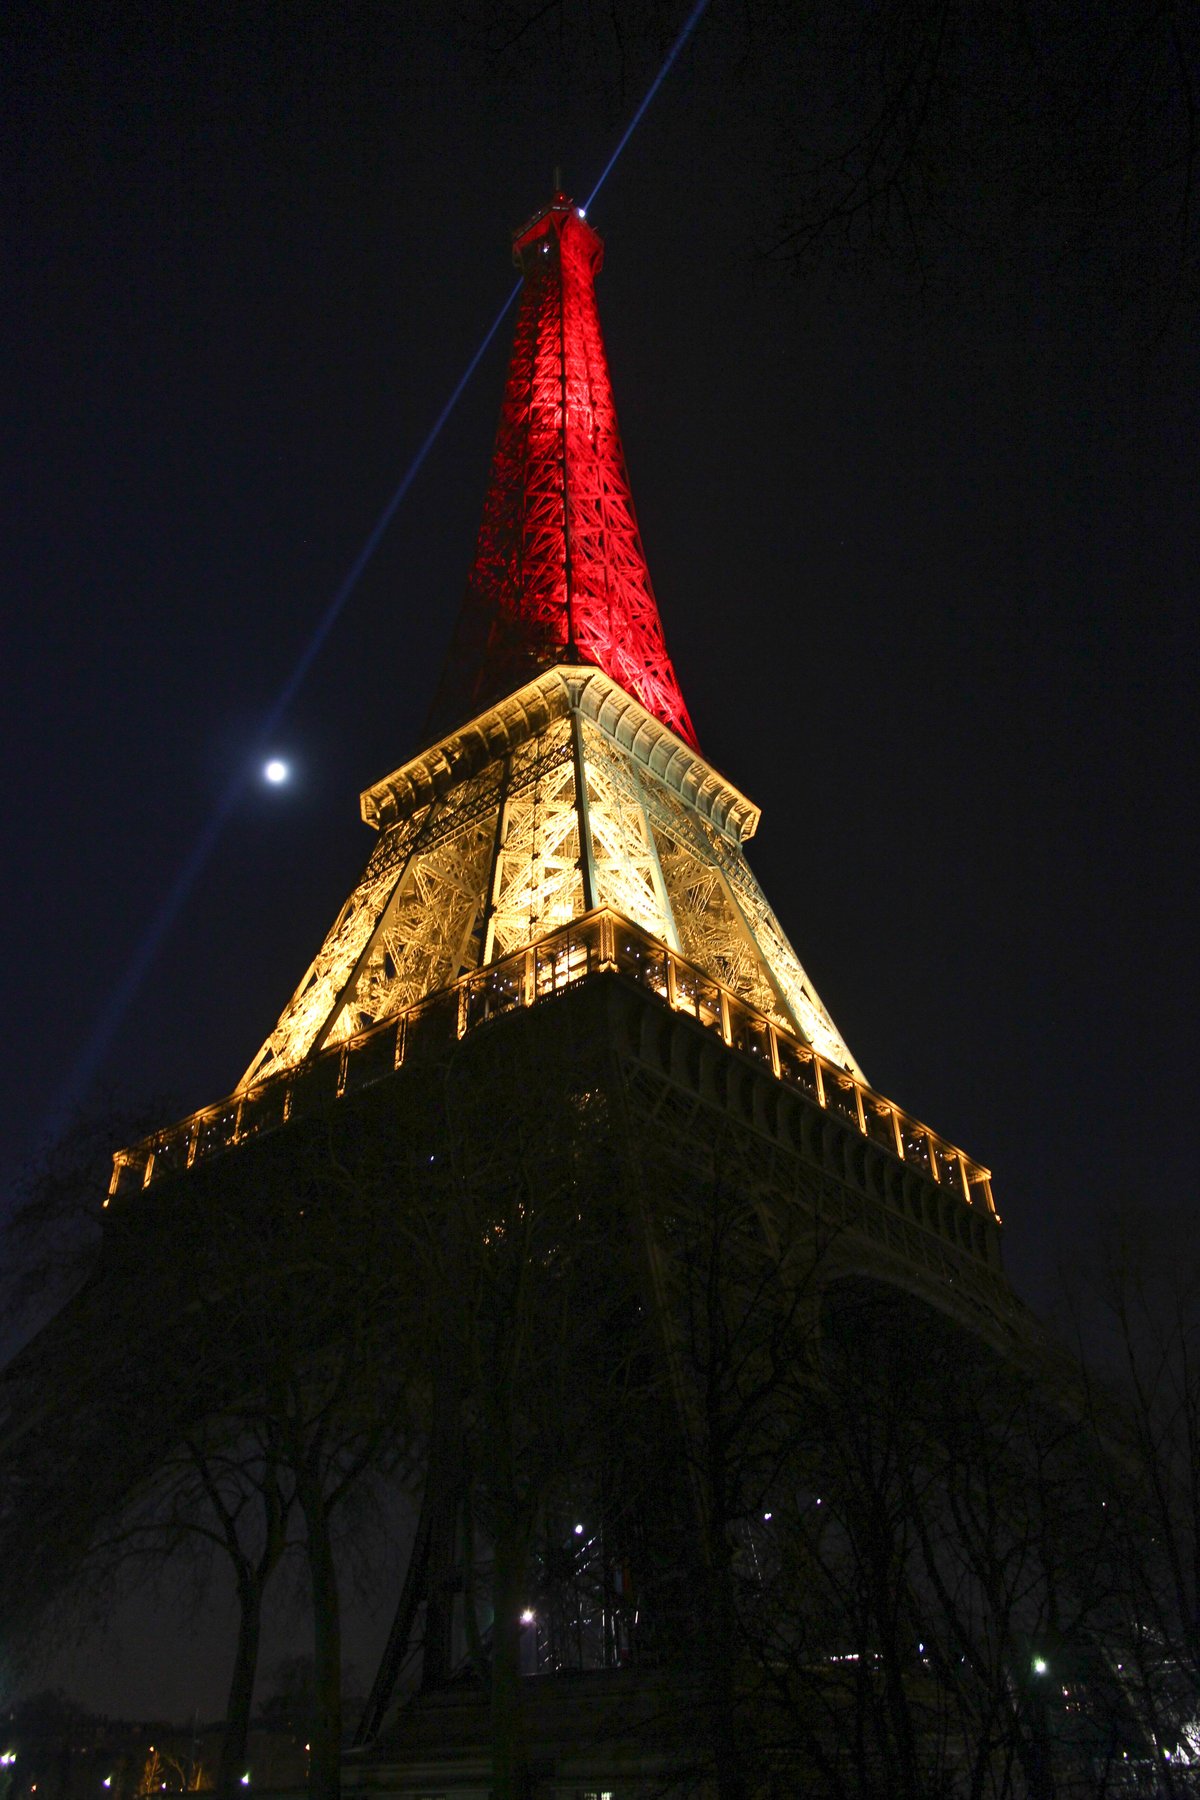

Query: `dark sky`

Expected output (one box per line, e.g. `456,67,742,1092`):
4,0,1197,1719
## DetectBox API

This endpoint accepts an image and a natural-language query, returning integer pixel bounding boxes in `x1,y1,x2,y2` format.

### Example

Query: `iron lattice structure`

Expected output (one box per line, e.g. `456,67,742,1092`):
427,194,697,748
238,668,862,1090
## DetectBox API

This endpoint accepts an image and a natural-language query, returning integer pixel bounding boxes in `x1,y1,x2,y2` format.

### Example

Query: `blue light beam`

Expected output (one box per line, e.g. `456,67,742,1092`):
585,0,711,211
260,281,523,736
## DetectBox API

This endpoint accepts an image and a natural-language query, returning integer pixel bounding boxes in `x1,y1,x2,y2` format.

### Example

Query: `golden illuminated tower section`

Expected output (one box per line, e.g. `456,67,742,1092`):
239,665,859,1090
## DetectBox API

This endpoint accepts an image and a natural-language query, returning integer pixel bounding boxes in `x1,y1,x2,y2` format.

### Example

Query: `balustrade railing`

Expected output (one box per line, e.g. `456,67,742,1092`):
109,908,995,1221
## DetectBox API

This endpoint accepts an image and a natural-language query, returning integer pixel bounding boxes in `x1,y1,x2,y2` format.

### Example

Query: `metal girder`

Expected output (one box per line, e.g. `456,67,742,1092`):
238,757,506,1087
237,804,435,1090
653,835,783,1023
327,817,498,1045
634,765,863,1078
578,719,678,949
240,696,861,1091
487,718,584,958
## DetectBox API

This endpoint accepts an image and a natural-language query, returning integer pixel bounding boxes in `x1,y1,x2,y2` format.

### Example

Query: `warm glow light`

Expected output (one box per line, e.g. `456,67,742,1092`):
264,759,289,784
442,202,698,750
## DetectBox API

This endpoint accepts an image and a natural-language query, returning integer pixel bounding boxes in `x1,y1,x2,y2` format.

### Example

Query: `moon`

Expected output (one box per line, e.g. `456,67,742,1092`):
263,758,289,784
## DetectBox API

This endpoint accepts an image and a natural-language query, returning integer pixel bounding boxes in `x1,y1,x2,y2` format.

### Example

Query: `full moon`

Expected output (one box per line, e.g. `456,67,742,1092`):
264,758,289,784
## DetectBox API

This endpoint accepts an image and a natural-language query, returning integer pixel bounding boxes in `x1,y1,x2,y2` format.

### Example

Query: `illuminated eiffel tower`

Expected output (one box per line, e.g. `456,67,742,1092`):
234,196,860,1098
109,193,1019,1794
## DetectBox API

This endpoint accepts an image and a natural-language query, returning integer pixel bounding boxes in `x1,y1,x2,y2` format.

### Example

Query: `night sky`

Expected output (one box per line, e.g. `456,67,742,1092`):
4,0,1197,1719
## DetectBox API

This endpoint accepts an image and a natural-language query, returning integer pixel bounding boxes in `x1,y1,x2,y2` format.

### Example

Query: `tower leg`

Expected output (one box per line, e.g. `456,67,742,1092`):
354,1483,434,1745
356,1370,464,1742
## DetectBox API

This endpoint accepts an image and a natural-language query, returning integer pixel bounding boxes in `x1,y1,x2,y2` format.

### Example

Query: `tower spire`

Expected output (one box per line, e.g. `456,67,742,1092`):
427,194,699,748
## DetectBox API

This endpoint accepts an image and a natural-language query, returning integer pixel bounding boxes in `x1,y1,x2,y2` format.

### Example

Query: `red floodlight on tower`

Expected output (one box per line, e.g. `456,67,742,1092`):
427,193,699,749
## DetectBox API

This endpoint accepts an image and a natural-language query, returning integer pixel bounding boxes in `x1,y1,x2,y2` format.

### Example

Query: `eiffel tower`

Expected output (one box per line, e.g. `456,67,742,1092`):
107,193,1022,1795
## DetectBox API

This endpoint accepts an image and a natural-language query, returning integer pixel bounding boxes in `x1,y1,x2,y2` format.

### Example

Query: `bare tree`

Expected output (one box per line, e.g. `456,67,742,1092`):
467,0,1200,334
651,1228,1141,1798
165,1123,430,1800
90,1417,297,1800
1064,1208,1200,1793
649,1155,834,1800
1,1100,432,1800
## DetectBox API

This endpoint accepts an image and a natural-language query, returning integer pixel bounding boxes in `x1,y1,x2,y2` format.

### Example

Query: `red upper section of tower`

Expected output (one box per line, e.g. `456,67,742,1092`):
427,195,699,749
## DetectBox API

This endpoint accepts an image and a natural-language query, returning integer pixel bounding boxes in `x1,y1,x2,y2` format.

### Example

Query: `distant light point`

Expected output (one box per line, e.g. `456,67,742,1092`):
264,758,289,784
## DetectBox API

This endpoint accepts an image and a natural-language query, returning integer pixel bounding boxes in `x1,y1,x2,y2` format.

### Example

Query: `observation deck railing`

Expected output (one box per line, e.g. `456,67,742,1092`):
108,908,995,1220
